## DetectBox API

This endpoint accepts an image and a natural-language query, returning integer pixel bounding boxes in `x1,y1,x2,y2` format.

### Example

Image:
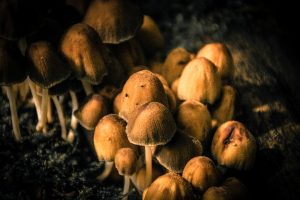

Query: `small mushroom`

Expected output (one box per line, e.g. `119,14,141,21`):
211,121,257,170
177,57,221,105
113,92,122,114
143,172,194,200
182,156,220,194
163,85,177,113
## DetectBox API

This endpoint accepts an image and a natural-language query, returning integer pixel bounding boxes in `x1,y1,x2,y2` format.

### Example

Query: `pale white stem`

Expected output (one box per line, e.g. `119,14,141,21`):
145,146,152,187
52,96,67,140
96,161,114,182
122,175,131,200
5,86,21,141
81,79,93,95
36,89,48,133
67,91,79,143
47,97,53,124
28,79,41,120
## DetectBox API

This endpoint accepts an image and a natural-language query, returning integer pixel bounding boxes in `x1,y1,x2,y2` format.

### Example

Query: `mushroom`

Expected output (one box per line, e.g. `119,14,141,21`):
142,172,194,200
171,77,179,97
177,57,222,105
196,43,234,81
27,41,70,133
153,131,203,173
177,100,212,145
126,102,176,187
74,94,109,130
94,114,137,182
113,92,122,114
83,0,143,44
163,85,177,113
97,85,119,102
211,121,257,170
0,39,28,141
182,156,220,194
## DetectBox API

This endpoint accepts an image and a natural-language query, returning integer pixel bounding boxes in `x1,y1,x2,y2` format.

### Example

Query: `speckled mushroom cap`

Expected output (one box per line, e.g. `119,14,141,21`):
74,94,109,130
94,114,137,162
26,41,70,89
211,121,257,170
196,43,234,80
177,100,211,144
59,23,109,85
126,101,176,146
153,131,203,173
83,0,143,44
143,172,194,200
114,147,138,176
0,39,27,86
119,70,168,121
177,57,222,105
182,156,220,193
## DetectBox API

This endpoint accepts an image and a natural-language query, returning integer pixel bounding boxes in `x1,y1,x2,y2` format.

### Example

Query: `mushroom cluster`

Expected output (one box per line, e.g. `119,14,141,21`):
1,1,257,199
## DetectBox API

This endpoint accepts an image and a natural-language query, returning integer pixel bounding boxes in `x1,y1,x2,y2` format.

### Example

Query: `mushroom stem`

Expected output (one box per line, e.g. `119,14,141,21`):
67,91,79,143
47,97,53,124
81,79,93,95
122,175,131,200
4,86,21,141
145,146,152,187
96,161,114,182
28,79,41,120
52,96,67,140
36,89,48,133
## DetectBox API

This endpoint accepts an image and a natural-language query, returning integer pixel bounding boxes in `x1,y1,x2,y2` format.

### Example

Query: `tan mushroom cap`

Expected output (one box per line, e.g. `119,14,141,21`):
114,147,138,176
27,41,70,88
196,43,234,80
161,47,192,84
143,172,194,200
171,77,179,97
163,85,177,113
126,101,176,146
119,70,168,121
177,100,211,144
60,23,109,85
0,39,27,86
211,121,257,170
113,92,122,114
74,94,109,130
83,0,143,44
153,131,203,173
94,114,137,162
177,57,221,104
182,156,220,193
154,73,168,87
211,85,236,128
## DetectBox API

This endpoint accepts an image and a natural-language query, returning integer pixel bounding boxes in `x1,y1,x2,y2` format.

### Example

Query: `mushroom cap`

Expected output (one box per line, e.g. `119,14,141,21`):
74,94,109,130
211,85,236,128
113,92,122,114
60,23,109,84
0,39,27,86
161,47,192,84
143,172,194,200
114,147,138,176
196,43,234,80
154,73,169,87
177,57,222,104
153,131,203,173
163,85,177,113
177,100,211,144
211,121,257,170
97,85,119,101
27,41,70,88
182,156,220,193
83,0,143,44
94,114,137,161
119,70,168,120
171,77,179,97
126,102,176,146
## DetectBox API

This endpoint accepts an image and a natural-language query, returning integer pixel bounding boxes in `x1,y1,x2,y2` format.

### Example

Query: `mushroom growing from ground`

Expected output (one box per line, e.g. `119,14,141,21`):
0,39,28,141
126,102,176,187
177,57,222,105
211,121,257,170
143,172,194,200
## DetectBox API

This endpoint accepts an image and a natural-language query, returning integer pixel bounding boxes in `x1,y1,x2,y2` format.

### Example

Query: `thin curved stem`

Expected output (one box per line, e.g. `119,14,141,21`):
122,175,131,200
36,89,48,133
28,79,41,120
52,96,67,140
96,161,114,182
81,79,93,95
67,91,79,143
47,97,53,124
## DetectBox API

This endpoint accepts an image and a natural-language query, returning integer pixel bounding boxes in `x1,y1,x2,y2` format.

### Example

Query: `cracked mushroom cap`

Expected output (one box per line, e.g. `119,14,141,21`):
114,147,139,176
74,94,109,130
119,70,168,121
177,57,221,105
143,172,194,200
182,156,220,193
94,114,137,161
83,0,143,44
27,41,70,89
177,100,211,144
211,121,257,170
0,39,27,86
126,101,176,146
153,131,203,173
196,43,234,80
